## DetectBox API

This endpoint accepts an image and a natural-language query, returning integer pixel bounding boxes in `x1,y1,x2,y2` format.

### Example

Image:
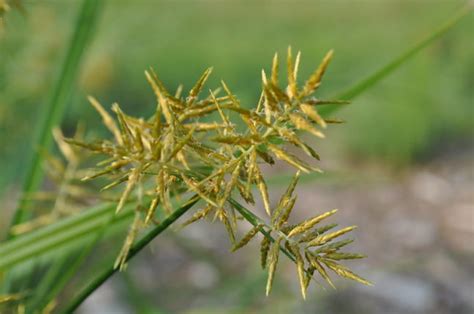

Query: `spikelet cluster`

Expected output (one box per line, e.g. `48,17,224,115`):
232,171,371,298
65,47,369,294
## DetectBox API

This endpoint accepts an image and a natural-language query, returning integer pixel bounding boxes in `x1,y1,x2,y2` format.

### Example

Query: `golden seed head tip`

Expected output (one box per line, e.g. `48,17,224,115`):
111,102,120,111
261,69,268,83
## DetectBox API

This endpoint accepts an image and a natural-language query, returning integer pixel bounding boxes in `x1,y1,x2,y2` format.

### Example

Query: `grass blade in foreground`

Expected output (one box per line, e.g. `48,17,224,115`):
26,207,118,311
0,203,130,271
7,0,103,238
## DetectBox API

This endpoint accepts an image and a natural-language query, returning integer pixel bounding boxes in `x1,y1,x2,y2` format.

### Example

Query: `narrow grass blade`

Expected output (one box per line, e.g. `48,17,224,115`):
320,4,472,116
0,203,130,271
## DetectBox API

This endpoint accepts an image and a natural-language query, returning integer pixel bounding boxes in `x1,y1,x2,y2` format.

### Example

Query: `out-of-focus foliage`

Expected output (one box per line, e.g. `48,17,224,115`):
0,1,472,190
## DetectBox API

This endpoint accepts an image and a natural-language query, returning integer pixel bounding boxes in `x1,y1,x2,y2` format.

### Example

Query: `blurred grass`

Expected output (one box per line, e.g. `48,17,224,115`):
8,0,102,233
0,0,472,188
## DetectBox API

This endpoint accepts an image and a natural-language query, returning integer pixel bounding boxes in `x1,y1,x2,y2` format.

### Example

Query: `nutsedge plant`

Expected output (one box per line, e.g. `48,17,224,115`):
54,47,371,298
1,1,471,311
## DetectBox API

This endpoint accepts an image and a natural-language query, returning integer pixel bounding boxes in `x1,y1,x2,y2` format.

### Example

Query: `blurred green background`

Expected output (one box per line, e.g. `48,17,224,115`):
1,0,472,188
1,1,473,313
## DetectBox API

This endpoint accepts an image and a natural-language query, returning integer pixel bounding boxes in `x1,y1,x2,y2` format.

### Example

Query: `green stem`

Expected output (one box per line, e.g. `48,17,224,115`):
7,0,103,238
228,198,295,262
61,195,200,314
